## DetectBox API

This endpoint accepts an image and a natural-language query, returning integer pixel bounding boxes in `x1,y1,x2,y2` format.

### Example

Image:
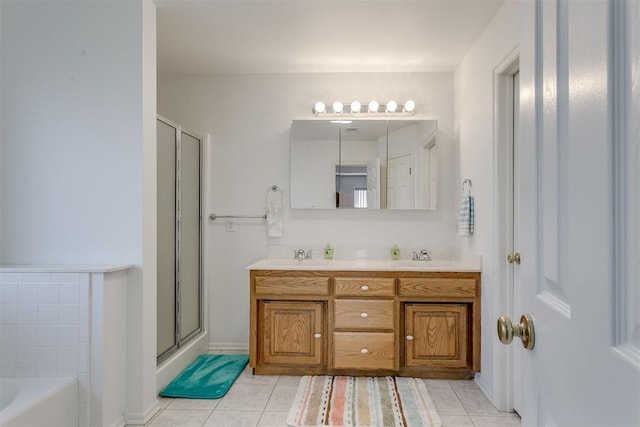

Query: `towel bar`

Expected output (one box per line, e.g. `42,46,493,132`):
209,213,267,221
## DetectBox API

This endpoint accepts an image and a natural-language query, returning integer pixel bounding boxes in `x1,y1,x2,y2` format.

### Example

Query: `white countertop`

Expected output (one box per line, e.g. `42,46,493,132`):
0,264,133,273
247,258,481,272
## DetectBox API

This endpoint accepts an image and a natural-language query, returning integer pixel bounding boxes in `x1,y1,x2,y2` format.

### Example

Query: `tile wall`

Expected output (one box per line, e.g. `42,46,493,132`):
0,271,91,423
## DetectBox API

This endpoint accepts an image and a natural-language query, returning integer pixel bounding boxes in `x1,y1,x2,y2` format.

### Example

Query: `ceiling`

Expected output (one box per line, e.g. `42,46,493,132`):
155,0,505,75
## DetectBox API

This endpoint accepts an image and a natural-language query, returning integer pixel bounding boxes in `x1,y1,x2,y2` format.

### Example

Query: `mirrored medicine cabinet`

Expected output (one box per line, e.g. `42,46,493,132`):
290,119,438,210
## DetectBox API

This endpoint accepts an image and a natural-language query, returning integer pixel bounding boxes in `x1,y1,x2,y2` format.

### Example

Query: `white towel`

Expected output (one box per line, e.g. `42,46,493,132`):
457,195,474,236
266,189,283,237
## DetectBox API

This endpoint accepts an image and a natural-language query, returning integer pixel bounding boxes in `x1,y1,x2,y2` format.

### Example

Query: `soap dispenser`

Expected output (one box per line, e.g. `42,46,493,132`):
390,244,401,260
323,244,334,260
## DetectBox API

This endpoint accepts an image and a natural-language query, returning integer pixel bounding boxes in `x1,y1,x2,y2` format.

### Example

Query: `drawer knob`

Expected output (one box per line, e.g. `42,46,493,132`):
406,335,414,341
360,312,368,318
314,333,322,339
360,348,369,354
360,285,369,291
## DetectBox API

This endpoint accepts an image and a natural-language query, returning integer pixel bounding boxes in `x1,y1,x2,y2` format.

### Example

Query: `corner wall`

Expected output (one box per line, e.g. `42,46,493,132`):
0,0,158,423
454,0,519,408
158,72,458,350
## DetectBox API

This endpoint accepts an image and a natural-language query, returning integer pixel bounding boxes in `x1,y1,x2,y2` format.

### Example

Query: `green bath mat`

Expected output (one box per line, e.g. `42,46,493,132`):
159,354,249,399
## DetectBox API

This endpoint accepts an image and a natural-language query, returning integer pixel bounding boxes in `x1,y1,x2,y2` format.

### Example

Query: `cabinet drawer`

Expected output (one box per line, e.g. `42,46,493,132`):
334,278,395,297
333,332,395,370
255,276,329,296
399,278,477,298
334,299,395,329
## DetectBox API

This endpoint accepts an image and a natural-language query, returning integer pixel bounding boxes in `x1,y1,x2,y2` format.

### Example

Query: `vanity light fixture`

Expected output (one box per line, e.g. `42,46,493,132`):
403,100,416,113
313,101,326,114
312,99,415,117
386,100,398,113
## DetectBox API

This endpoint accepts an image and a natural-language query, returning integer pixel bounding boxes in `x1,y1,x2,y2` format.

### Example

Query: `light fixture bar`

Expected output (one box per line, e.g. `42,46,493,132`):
313,100,416,116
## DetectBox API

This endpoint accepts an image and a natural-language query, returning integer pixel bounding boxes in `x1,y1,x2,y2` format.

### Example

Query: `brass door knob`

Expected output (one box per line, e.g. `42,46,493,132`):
497,314,535,350
507,252,521,264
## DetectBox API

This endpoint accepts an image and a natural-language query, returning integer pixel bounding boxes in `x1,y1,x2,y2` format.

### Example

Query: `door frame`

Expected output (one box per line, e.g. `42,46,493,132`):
492,47,520,412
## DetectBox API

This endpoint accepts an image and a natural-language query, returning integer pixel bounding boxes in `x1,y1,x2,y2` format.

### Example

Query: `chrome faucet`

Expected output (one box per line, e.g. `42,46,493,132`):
293,249,312,261
412,250,432,261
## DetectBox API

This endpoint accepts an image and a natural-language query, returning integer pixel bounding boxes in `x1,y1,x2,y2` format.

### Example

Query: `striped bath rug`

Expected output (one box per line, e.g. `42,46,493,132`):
286,376,441,427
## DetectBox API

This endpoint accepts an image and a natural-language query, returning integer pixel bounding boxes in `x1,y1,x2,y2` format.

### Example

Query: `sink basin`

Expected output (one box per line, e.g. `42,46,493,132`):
248,257,479,271
261,259,332,268
393,259,454,269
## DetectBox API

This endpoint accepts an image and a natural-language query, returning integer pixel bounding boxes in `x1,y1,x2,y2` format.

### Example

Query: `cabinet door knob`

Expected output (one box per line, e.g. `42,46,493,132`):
360,348,368,354
360,285,369,291
406,335,414,341
314,333,321,339
360,312,368,318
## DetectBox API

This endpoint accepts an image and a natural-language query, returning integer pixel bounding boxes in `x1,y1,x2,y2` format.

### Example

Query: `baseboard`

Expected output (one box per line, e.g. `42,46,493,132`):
107,415,125,427
474,372,496,409
208,342,249,353
124,401,160,426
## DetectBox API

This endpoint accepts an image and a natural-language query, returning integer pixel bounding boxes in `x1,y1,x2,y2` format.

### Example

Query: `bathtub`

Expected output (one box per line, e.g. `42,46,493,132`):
0,377,78,427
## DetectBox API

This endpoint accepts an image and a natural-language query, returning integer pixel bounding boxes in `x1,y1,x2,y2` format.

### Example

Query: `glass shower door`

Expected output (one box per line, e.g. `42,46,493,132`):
178,131,202,343
157,119,177,359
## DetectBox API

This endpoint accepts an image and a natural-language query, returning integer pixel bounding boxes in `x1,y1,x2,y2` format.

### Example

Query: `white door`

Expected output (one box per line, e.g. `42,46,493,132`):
367,158,381,209
509,1,640,425
387,153,413,209
428,145,437,210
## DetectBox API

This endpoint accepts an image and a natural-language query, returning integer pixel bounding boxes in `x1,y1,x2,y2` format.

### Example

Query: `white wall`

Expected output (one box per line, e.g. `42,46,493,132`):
0,0,158,423
1,1,141,265
454,0,519,408
0,2,3,262
158,72,457,349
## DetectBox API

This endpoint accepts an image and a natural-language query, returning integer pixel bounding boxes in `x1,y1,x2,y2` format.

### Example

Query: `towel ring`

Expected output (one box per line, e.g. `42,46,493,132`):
462,179,472,196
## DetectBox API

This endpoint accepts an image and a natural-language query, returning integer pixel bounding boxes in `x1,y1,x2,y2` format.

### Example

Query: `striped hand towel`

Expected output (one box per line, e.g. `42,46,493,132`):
457,195,474,236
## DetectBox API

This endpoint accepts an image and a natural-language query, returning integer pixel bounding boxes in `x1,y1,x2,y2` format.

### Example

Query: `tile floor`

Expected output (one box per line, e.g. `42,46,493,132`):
145,366,521,427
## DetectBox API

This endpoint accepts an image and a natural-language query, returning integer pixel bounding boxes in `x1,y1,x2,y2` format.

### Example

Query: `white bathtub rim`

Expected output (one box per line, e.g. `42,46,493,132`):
0,377,78,423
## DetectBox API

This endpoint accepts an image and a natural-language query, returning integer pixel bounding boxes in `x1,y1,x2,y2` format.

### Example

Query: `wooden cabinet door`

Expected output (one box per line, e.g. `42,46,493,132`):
404,304,468,369
261,301,324,366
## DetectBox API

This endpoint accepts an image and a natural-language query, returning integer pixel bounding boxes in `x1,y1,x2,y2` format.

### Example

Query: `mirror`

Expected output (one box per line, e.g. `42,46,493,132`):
290,119,437,210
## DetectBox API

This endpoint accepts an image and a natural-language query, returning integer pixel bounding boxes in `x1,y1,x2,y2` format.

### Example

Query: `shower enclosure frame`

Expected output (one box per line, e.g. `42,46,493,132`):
156,115,204,365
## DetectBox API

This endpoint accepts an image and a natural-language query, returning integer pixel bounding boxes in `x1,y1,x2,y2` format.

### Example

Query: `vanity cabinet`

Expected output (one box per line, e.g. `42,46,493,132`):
249,270,480,379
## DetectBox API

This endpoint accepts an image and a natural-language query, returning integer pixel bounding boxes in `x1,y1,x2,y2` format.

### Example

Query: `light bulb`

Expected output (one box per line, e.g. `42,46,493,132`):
314,101,326,114
404,100,416,113
350,101,361,113
386,100,398,112
333,101,343,113
368,100,379,113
